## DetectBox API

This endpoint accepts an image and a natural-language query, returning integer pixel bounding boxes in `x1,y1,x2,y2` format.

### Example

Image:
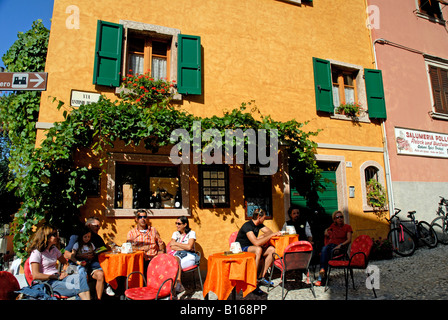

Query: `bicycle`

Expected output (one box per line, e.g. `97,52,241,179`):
386,208,438,257
431,196,448,245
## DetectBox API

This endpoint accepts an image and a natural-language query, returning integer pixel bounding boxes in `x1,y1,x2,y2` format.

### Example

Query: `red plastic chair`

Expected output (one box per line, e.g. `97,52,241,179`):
24,258,68,299
125,253,179,300
0,271,20,300
166,242,203,295
268,241,315,299
181,251,203,294
325,235,377,300
229,231,238,247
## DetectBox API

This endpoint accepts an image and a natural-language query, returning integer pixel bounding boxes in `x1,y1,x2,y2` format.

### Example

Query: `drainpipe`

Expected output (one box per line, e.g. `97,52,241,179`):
372,38,395,218
372,37,436,218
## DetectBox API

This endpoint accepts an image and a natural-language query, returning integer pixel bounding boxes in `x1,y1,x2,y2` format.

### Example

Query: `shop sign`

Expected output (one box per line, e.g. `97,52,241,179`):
395,127,448,158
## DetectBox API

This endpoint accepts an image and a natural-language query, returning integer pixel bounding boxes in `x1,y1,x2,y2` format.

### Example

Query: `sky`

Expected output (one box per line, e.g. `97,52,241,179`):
0,0,54,70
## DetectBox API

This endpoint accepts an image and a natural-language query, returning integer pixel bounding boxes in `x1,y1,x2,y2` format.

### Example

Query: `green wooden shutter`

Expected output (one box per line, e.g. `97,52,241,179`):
313,57,334,112
365,68,387,119
290,170,337,217
92,20,123,87
177,34,202,95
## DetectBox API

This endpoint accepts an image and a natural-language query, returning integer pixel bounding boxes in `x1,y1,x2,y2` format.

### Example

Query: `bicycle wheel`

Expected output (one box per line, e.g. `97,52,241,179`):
387,227,416,257
431,217,448,245
418,221,438,248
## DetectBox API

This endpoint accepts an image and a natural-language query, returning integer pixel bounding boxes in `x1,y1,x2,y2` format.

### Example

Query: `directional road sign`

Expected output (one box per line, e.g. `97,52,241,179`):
0,72,48,91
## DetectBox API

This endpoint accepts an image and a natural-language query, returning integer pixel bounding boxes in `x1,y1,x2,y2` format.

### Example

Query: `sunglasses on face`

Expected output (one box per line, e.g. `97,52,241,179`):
137,215,148,220
335,215,343,219
175,222,184,225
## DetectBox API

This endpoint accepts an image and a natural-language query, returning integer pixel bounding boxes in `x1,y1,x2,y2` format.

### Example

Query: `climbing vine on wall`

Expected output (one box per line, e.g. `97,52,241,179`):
9,74,322,260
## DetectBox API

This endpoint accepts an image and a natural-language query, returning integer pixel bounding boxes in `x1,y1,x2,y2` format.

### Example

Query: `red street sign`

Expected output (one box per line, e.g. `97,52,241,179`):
0,72,47,91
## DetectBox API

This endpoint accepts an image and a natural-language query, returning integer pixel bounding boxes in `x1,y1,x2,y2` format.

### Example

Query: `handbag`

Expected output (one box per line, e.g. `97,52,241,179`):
174,250,200,265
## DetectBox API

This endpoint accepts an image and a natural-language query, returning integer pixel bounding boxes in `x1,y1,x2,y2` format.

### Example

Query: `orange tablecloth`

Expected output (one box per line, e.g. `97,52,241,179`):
203,252,257,300
98,251,145,290
269,234,299,257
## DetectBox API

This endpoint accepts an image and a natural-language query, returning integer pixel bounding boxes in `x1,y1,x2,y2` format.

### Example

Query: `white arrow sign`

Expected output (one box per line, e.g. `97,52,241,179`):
30,73,44,88
0,72,47,91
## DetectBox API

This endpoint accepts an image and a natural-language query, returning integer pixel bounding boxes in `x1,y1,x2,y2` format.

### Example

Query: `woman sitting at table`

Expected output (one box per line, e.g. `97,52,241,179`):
27,224,91,300
314,210,353,286
168,216,198,293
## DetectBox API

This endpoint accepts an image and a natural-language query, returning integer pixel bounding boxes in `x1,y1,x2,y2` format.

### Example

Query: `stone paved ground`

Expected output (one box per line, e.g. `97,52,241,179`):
178,244,448,300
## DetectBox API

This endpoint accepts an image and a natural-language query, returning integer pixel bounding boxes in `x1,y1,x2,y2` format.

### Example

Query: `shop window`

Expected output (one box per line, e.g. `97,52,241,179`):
244,164,273,219
115,163,180,209
198,165,230,208
106,153,190,217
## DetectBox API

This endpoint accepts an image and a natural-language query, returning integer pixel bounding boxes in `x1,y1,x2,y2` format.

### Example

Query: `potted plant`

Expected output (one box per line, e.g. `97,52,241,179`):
366,178,388,219
370,237,393,260
120,70,175,107
335,102,362,118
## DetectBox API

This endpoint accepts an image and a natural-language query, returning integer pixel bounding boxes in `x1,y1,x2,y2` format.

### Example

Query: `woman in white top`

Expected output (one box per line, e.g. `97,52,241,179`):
168,216,197,293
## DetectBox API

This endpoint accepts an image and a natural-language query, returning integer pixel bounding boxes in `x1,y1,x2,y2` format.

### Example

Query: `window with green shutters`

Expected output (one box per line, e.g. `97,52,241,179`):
92,20,202,95
364,69,387,119
313,57,334,113
93,21,123,87
313,57,387,120
177,34,202,95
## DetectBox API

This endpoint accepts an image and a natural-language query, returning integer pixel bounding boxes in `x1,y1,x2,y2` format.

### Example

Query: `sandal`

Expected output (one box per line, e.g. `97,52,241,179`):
313,280,323,286
319,268,326,279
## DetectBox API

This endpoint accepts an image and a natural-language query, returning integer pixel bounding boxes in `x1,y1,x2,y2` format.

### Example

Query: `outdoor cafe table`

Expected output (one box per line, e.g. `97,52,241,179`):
203,252,257,300
98,250,145,290
269,234,299,258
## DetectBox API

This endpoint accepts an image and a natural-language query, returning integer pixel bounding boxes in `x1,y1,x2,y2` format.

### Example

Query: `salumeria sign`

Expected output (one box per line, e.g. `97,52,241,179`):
395,127,448,158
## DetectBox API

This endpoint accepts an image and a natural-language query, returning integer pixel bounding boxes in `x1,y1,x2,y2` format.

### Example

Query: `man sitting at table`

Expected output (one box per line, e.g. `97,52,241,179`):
282,206,313,244
235,208,281,287
127,209,165,271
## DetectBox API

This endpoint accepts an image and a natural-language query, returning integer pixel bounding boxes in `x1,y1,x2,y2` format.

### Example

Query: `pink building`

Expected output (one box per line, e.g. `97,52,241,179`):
368,0,448,221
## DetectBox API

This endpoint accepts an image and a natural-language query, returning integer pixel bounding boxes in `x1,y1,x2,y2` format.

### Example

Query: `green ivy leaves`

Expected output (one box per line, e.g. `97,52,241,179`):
1,21,322,258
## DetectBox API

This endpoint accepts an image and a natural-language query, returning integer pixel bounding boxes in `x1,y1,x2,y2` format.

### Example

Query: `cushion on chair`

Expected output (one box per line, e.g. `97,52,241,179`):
182,264,198,272
0,271,20,300
273,259,285,272
349,235,373,267
328,260,350,268
229,231,238,247
125,285,171,300
328,235,373,269
146,254,178,291
125,254,178,300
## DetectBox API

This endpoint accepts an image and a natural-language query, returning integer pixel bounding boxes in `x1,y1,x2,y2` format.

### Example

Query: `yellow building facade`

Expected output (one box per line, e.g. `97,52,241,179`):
36,0,389,262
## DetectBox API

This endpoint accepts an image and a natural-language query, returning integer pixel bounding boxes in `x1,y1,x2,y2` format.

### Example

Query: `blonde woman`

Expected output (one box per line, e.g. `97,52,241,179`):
314,211,353,286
